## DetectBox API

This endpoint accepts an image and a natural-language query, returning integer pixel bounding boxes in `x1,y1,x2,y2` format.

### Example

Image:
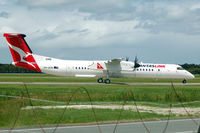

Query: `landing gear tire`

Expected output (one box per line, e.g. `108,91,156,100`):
97,78,103,83
182,79,187,84
104,79,111,84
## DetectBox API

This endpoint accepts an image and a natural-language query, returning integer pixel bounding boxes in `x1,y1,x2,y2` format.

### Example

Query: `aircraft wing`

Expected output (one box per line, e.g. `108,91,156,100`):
105,58,122,71
106,58,122,65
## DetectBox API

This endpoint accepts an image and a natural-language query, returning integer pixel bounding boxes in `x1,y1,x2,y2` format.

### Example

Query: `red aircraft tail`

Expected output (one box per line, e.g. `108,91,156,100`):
3,33,41,72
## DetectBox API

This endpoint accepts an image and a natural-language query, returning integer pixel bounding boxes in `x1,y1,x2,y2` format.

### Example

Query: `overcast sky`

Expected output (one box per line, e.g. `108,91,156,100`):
0,0,200,64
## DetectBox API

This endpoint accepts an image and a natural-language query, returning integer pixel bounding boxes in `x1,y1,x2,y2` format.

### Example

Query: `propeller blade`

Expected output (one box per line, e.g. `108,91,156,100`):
126,57,129,61
133,56,141,70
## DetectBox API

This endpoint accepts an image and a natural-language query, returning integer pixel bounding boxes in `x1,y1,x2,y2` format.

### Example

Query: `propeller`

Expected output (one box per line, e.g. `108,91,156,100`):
125,57,129,61
133,56,141,71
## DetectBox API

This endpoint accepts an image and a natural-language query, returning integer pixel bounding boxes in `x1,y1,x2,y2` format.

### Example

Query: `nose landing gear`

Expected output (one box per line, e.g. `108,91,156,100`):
182,79,187,84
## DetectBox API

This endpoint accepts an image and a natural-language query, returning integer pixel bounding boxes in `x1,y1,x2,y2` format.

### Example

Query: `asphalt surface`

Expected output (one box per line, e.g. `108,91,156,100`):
0,82,200,85
0,118,200,133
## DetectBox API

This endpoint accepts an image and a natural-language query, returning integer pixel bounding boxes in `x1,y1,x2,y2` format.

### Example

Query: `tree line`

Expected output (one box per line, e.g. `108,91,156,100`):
0,63,200,74
181,64,200,74
0,64,40,73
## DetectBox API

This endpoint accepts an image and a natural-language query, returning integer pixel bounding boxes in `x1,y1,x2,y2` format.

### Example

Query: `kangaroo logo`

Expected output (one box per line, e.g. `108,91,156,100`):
8,43,36,68
97,63,104,69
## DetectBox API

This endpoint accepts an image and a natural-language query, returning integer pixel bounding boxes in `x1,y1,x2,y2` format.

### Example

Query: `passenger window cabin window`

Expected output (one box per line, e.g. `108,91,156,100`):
158,69,160,71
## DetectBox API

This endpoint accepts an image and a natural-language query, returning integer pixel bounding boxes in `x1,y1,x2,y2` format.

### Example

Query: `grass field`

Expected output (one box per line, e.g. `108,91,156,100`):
1,84,200,104
0,74,200,128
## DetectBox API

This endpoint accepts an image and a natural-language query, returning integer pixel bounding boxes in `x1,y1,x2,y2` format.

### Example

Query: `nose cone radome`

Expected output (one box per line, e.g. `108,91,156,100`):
189,73,195,79
186,71,195,79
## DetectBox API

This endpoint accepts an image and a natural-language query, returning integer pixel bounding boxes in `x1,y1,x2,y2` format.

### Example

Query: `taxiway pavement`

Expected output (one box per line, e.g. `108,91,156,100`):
0,118,199,133
0,82,200,85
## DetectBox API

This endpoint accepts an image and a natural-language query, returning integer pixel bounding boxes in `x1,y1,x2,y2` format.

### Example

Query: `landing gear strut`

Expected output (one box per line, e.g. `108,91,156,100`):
182,79,187,84
104,70,111,84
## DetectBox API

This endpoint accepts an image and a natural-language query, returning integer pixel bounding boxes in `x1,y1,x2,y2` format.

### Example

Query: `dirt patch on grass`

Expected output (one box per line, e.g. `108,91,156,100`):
22,105,200,116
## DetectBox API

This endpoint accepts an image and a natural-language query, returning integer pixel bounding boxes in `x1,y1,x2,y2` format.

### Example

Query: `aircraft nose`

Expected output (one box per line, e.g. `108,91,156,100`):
187,71,195,79
190,73,195,79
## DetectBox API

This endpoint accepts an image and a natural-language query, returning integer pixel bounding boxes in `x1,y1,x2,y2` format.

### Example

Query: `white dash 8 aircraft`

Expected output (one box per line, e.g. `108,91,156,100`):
3,33,194,84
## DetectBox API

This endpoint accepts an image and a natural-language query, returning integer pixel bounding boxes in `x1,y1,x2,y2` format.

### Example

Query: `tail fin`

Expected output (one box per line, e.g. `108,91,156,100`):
3,33,41,72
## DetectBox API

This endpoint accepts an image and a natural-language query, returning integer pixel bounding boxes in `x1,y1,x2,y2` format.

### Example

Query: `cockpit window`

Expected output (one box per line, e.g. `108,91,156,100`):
177,67,184,70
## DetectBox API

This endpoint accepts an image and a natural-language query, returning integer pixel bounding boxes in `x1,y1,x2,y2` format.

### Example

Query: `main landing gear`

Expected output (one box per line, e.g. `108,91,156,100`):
98,70,111,84
97,78,111,84
182,79,187,84
97,78,103,83
104,79,111,84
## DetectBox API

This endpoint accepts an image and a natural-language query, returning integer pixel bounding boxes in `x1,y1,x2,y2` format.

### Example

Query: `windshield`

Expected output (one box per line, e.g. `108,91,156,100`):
177,66,184,70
